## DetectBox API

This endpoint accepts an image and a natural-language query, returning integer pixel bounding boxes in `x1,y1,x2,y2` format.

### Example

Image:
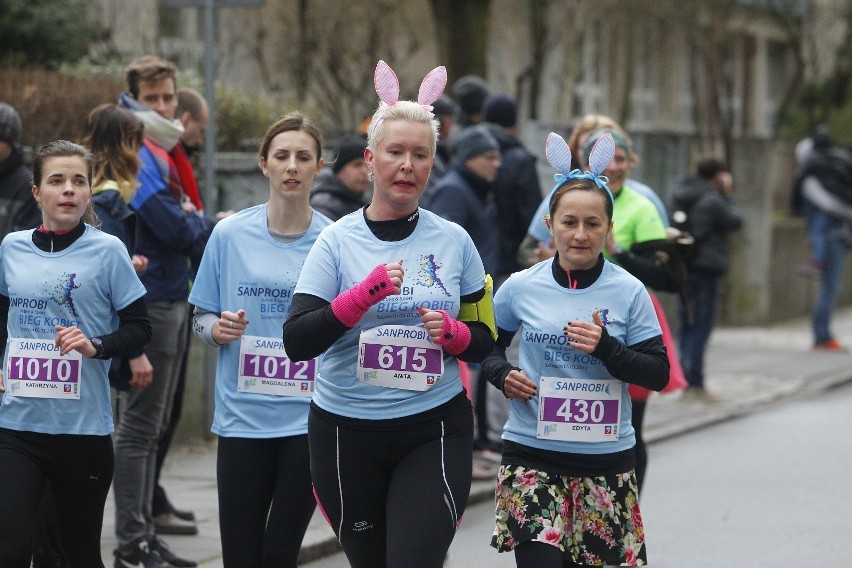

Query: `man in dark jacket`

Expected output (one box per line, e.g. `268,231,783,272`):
310,134,369,220
114,55,211,568
481,93,542,282
0,103,40,237
792,126,852,350
669,159,742,398
426,125,501,465
428,124,502,277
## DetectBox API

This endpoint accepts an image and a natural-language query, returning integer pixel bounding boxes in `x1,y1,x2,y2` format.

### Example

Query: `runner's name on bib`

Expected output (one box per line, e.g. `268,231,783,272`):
357,325,443,391
238,335,315,397
536,376,622,442
6,338,82,399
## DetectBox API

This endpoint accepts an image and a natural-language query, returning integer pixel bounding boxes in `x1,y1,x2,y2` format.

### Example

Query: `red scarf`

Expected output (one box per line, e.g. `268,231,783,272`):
170,142,204,212
143,139,204,211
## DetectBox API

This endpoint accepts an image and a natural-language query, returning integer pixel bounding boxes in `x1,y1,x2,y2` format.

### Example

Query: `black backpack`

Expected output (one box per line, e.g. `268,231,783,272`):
630,231,695,323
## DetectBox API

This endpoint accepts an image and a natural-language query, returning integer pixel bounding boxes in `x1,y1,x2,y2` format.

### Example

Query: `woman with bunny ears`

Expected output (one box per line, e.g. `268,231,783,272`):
481,132,669,567
283,61,497,567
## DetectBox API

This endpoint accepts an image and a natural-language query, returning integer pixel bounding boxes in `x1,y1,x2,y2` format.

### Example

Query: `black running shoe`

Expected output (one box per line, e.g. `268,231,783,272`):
148,536,198,568
113,539,170,568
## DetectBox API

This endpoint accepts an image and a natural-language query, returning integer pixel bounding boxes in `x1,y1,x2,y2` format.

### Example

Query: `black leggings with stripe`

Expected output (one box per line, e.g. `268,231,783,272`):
308,391,474,568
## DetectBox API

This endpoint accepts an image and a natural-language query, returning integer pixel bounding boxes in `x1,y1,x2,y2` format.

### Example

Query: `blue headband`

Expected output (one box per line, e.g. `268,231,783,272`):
544,131,617,213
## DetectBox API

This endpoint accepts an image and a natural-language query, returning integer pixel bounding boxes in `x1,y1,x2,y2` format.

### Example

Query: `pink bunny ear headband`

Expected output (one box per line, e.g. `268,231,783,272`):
544,131,615,211
373,60,448,117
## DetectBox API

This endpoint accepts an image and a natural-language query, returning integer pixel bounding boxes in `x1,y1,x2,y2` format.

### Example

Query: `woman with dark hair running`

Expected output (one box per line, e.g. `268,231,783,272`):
189,113,331,567
0,140,151,567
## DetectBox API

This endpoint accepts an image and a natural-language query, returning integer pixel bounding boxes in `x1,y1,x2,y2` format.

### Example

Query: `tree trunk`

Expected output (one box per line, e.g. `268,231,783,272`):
428,0,492,83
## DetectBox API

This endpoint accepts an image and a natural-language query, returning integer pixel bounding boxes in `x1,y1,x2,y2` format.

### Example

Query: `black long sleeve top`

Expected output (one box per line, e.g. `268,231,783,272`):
283,210,494,363
480,254,669,395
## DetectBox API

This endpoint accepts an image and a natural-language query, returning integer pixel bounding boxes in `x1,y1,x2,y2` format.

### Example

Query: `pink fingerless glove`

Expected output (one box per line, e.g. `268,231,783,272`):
331,264,395,327
432,310,472,355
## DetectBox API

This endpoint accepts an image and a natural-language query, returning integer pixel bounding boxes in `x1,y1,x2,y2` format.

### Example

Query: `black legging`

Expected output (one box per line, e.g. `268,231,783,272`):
0,428,113,568
217,434,315,568
32,481,69,568
631,399,648,494
309,392,474,568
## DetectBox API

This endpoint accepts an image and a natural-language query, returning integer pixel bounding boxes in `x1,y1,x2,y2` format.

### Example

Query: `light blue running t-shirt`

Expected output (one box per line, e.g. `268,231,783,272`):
494,259,660,454
189,204,332,438
294,208,485,420
0,226,147,435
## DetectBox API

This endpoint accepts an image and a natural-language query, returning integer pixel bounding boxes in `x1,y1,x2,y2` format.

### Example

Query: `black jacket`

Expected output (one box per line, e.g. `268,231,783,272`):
309,169,366,221
483,123,542,277
0,147,41,237
670,175,742,275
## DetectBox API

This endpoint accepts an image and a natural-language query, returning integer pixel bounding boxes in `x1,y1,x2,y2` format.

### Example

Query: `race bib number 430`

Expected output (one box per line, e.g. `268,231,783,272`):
536,376,622,442
357,325,443,391
6,338,82,399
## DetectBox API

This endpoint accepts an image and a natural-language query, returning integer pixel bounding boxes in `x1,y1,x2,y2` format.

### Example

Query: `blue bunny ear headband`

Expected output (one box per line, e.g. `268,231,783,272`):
544,131,615,211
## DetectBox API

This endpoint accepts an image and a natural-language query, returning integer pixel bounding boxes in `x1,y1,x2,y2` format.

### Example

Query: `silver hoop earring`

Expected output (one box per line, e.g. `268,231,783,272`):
367,172,374,182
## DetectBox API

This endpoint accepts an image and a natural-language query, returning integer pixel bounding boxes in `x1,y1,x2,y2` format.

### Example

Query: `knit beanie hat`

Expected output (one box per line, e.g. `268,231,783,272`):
332,134,367,174
584,129,629,165
0,103,22,146
482,93,517,128
431,95,458,119
452,76,490,116
453,125,499,165
812,124,833,150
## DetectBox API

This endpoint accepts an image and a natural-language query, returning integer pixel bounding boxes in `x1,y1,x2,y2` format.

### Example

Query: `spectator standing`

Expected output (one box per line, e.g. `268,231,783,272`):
149,87,215,539
0,103,41,235
309,134,369,220
113,55,214,568
445,74,490,162
432,94,457,168
480,93,542,282
83,104,147,268
792,126,852,351
670,159,742,397
82,102,151,395
477,93,542,469
421,94,458,199
426,124,502,475
452,75,490,130
428,124,502,277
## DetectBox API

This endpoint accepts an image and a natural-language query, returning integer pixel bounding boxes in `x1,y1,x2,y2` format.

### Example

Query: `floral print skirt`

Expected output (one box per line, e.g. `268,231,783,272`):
491,465,647,566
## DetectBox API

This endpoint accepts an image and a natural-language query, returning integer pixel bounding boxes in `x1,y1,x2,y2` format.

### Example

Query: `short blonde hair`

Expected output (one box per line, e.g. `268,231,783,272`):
367,101,439,156
567,114,639,168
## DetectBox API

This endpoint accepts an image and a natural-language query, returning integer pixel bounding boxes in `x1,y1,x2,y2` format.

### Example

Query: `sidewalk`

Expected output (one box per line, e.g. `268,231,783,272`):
100,307,852,566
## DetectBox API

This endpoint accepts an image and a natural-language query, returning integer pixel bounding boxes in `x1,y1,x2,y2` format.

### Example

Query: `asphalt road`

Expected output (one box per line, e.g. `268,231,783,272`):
306,382,852,567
